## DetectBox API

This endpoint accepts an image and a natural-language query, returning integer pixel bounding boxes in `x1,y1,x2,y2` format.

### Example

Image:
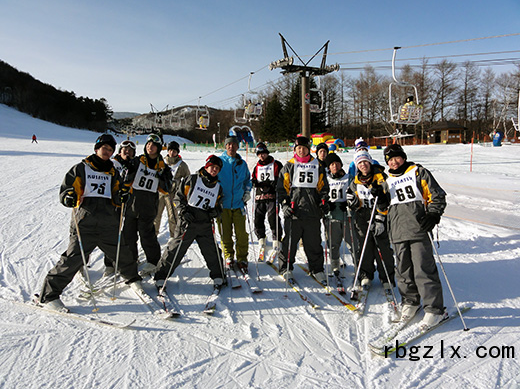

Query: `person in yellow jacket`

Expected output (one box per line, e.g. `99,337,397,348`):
123,134,173,275
38,134,141,311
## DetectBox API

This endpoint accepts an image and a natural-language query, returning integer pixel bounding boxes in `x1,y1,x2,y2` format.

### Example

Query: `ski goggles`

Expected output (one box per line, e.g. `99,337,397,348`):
120,140,136,150
146,134,162,144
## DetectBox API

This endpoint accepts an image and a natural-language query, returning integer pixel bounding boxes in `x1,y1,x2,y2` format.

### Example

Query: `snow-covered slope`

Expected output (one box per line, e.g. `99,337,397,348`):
0,104,519,388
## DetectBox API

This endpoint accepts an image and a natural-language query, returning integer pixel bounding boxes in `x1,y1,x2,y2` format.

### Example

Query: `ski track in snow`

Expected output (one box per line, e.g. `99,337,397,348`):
0,104,519,388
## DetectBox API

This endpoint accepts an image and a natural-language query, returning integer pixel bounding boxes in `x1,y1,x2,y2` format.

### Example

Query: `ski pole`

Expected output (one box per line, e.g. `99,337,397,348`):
284,201,295,297
340,215,346,278
158,230,187,297
111,202,126,300
350,199,378,300
429,233,470,331
71,209,99,312
244,205,260,280
324,218,333,294
372,234,399,314
212,220,226,283
272,191,281,263
347,214,357,268
216,218,233,286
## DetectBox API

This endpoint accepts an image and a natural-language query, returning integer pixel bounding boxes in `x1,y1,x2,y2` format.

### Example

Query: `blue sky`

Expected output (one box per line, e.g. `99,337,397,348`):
0,0,519,113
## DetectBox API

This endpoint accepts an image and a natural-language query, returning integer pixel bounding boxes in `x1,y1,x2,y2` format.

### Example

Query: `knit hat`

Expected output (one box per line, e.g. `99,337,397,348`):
255,142,269,155
354,150,373,166
204,154,223,170
383,144,407,164
324,153,343,168
224,135,239,146
94,134,117,151
294,135,310,150
354,137,368,151
167,140,180,153
316,142,329,155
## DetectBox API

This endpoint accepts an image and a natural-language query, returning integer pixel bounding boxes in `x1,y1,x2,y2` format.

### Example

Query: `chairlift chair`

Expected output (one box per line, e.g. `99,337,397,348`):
388,47,423,126
242,73,263,121
196,105,210,130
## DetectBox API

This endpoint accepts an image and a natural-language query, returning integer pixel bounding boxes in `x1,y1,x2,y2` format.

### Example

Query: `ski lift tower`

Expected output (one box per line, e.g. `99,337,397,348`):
269,33,339,139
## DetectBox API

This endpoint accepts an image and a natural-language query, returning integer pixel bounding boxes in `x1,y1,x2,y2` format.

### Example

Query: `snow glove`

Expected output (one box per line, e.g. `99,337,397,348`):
420,212,441,232
182,210,195,224
346,189,358,210
280,197,294,218
372,213,386,237
63,190,77,208
370,184,390,209
119,187,131,204
320,198,330,215
242,191,251,205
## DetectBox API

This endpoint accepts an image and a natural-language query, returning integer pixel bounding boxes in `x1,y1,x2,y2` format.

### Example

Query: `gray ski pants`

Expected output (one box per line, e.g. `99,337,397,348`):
40,214,139,303
393,236,444,314
324,217,359,265
278,217,324,274
154,220,224,281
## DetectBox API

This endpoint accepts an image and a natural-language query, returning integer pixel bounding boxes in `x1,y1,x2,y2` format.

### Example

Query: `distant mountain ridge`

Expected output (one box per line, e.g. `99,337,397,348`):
112,112,141,120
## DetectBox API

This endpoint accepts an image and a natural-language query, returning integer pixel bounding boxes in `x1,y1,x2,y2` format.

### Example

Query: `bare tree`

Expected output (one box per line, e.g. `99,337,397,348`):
457,61,481,128
431,59,459,121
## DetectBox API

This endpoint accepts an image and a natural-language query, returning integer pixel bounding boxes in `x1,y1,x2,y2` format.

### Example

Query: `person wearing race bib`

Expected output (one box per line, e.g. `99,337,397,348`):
347,138,380,182
347,150,395,289
123,134,173,275
154,155,225,289
375,143,447,329
102,139,138,277
38,134,142,311
112,139,137,179
217,136,252,273
251,142,283,256
323,152,359,276
277,135,330,283
154,140,191,238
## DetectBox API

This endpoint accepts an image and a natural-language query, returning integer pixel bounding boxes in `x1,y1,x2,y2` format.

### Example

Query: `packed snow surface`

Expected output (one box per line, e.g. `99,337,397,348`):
0,104,519,388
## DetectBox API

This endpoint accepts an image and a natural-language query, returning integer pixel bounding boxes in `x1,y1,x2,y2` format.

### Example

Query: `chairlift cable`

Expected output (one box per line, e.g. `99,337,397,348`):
171,33,518,110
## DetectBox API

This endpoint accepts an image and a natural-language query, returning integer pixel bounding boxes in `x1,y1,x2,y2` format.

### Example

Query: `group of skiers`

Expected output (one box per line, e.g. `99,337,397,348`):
38,131,448,330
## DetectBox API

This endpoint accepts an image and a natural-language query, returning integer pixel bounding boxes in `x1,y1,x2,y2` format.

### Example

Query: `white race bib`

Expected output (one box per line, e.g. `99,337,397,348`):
132,162,160,193
169,160,182,178
292,159,319,188
328,173,351,202
112,159,124,175
83,164,112,199
188,176,220,210
256,162,275,182
356,184,375,209
387,167,424,206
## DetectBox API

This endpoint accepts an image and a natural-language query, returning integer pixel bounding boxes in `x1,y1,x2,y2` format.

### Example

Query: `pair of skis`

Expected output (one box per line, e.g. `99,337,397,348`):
21,295,136,329
368,306,471,357
296,264,357,312
226,261,263,294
